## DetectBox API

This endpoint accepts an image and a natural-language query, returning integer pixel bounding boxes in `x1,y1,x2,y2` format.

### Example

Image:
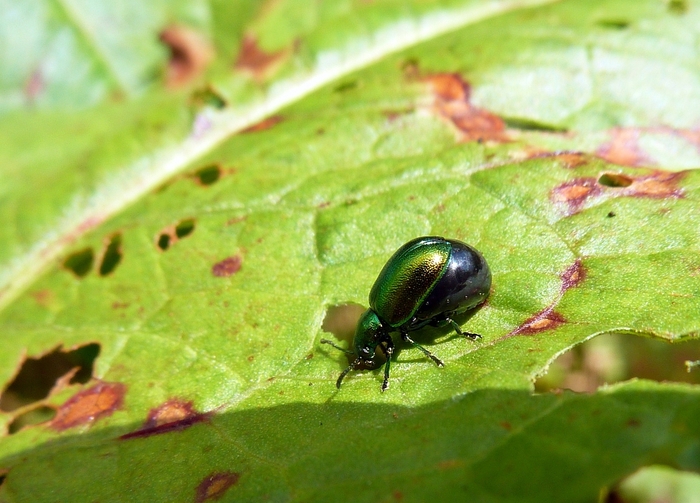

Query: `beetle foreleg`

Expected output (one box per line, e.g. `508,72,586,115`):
336,358,361,389
380,337,395,392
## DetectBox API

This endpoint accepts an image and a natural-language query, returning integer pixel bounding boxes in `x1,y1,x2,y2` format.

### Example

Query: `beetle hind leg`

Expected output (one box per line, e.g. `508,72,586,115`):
401,333,444,367
445,318,482,340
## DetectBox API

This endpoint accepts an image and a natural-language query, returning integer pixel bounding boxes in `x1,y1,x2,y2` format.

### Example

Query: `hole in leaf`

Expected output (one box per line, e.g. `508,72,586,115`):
7,405,57,434
607,465,700,503
401,58,420,79
596,19,630,29
667,0,688,14
0,470,6,487
322,303,365,345
156,218,196,251
535,334,700,393
157,234,171,251
333,80,358,92
0,343,100,412
99,233,123,276
175,219,196,238
503,118,568,133
194,165,221,186
63,248,94,277
598,172,634,188
191,87,226,109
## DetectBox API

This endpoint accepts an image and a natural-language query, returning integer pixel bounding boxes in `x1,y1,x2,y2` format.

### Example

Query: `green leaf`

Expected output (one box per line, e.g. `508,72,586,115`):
1,0,700,501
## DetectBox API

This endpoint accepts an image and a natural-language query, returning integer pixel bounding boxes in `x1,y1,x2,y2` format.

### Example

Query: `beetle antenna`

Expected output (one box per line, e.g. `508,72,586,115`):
336,358,361,389
320,338,354,355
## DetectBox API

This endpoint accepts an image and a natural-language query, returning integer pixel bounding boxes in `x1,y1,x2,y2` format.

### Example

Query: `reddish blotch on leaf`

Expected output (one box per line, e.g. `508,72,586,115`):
195,471,240,502
551,170,685,215
160,26,213,88
423,72,507,142
212,256,242,277
50,382,125,431
235,35,288,81
120,399,211,440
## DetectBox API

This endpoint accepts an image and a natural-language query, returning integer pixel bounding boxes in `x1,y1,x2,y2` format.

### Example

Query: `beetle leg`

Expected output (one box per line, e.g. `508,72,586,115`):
401,333,444,367
446,318,482,340
336,358,361,389
380,337,394,392
320,338,355,355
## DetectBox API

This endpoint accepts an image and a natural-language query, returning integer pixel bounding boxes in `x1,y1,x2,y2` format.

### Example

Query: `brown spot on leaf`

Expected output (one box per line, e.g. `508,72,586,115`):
120,399,211,440
241,115,284,133
427,73,470,101
160,26,213,88
212,256,242,277
145,399,198,428
528,151,588,169
500,421,512,431
553,170,685,216
561,259,586,293
509,308,566,336
497,259,584,342
382,107,414,122
437,459,463,470
30,289,53,307
626,418,641,428
551,177,602,215
424,73,507,142
597,128,653,167
226,216,247,226
196,471,240,502
234,35,287,81
618,170,685,199
51,381,125,431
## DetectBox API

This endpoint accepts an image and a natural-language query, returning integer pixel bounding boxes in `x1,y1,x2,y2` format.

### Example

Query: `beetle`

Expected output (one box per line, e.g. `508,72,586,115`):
321,236,491,391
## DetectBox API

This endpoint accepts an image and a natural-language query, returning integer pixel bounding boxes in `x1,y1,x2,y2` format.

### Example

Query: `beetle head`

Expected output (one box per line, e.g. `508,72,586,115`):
353,309,389,368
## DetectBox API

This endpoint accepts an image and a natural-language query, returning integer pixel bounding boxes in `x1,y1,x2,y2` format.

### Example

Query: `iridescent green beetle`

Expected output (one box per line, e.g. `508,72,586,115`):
322,236,491,391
